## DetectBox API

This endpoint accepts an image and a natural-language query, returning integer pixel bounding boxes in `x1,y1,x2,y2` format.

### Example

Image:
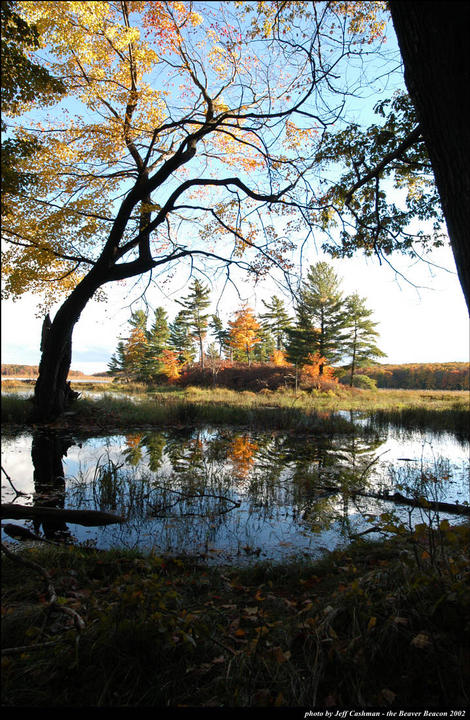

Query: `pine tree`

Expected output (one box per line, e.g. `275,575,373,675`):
210,314,229,358
259,295,292,350
296,262,348,372
169,310,196,367
107,340,127,380
143,306,170,380
253,324,276,363
342,293,386,386
181,279,211,368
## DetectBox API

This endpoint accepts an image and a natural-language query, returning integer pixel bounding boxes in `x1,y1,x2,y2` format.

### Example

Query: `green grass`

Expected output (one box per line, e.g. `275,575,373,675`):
2,386,469,433
2,523,469,707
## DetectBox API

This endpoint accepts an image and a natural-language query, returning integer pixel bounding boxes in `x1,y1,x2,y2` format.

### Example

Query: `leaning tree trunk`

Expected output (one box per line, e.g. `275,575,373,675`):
33,272,103,422
389,1,470,315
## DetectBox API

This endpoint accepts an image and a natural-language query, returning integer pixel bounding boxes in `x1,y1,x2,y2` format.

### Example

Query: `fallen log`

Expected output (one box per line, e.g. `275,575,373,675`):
385,491,470,517
1,504,125,526
317,486,470,516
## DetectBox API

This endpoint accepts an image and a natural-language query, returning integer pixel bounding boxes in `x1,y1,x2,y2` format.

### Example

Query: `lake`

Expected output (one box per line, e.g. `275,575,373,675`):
2,415,468,564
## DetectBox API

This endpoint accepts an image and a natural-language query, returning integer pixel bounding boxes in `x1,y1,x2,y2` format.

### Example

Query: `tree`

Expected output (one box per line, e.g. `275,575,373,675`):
1,0,64,212
342,293,386,386
180,279,211,369
210,314,229,358
259,295,292,351
2,1,395,420
107,339,127,380
143,307,170,380
169,311,196,368
255,1,470,313
296,262,348,372
252,324,276,363
227,305,261,365
285,326,319,390
388,1,470,314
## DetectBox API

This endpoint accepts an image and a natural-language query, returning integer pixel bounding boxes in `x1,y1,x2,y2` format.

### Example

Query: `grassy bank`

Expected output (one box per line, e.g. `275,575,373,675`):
2,386,469,434
2,522,469,707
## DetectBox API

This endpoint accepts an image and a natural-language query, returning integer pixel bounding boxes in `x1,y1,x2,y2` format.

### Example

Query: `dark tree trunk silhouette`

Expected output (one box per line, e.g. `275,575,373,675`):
33,271,104,421
389,1,470,314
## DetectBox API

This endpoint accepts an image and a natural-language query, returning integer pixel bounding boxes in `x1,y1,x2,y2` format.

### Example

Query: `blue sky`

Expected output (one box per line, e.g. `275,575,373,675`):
1,3,469,374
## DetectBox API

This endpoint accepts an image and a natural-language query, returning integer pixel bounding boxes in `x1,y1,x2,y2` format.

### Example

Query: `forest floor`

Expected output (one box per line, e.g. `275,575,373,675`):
2,522,469,708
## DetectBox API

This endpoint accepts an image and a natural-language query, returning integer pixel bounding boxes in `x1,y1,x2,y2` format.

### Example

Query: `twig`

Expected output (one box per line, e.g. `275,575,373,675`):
1,541,86,633
2,640,60,656
1,465,29,498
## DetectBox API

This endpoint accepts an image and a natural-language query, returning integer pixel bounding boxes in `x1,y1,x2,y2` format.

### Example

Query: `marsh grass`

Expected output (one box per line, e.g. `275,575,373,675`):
2,386,468,433
2,522,469,707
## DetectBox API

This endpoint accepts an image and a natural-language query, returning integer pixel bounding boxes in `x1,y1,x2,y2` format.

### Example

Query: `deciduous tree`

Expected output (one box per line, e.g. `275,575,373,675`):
227,305,261,365
1,1,394,420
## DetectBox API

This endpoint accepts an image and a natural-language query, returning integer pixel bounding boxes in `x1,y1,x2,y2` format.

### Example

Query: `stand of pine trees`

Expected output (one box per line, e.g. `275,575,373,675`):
105,266,468,390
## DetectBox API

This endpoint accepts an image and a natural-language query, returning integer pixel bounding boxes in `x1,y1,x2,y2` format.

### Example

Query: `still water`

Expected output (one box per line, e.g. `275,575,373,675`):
2,415,468,563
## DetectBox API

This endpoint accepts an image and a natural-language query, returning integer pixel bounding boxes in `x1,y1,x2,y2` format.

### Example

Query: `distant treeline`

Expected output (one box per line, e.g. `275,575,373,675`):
1,364,86,378
352,363,469,390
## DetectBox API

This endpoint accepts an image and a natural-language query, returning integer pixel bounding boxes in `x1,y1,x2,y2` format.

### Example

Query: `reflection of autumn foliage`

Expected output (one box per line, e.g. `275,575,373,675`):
126,434,143,449
125,433,144,465
303,353,337,382
229,435,259,478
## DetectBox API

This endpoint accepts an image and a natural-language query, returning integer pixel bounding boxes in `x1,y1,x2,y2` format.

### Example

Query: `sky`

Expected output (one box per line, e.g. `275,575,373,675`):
1,239,469,375
1,3,469,375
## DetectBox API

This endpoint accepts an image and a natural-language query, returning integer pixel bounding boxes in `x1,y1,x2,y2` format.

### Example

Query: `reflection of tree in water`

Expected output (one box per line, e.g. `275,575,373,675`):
163,428,206,478
141,432,166,472
297,418,387,537
228,434,260,479
31,430,74,540
123,433,144,466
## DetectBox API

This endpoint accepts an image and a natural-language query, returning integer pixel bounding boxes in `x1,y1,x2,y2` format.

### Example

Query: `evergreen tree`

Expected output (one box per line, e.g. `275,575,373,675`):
128,309,148,333
259,295,292,350
253,324,276,363
169,310,196,366
342,293,386,386
285,327,319,367
143,306,170,380
296,262,348,372
210,314,229,357
181,279,211,368
284,326,319,391
107,340,127,380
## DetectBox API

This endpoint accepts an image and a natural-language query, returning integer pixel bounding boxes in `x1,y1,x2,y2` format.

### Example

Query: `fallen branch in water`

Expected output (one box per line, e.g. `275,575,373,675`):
148,488,241,518
1,504,125,526
316,485,470,516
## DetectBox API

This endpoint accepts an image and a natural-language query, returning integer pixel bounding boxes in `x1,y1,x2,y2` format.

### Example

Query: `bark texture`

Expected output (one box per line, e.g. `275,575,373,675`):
390,1,470,314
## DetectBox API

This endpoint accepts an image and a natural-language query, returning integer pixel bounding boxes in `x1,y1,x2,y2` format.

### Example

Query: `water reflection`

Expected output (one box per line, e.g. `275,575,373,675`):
31,430,74,541
1,420,468,563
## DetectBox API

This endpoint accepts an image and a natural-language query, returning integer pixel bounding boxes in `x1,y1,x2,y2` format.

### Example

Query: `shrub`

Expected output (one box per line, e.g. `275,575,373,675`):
352,374,377,390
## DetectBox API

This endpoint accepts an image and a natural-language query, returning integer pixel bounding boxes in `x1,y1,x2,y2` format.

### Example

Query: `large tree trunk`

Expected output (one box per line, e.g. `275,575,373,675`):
389,1,470,314
33,272,103,422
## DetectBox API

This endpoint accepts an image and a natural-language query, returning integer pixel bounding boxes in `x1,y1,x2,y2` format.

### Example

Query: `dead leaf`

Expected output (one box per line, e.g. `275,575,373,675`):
410,632,432,649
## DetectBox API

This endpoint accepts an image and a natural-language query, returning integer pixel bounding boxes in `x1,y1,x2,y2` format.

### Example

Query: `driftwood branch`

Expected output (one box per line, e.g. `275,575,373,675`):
1,504,125,526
